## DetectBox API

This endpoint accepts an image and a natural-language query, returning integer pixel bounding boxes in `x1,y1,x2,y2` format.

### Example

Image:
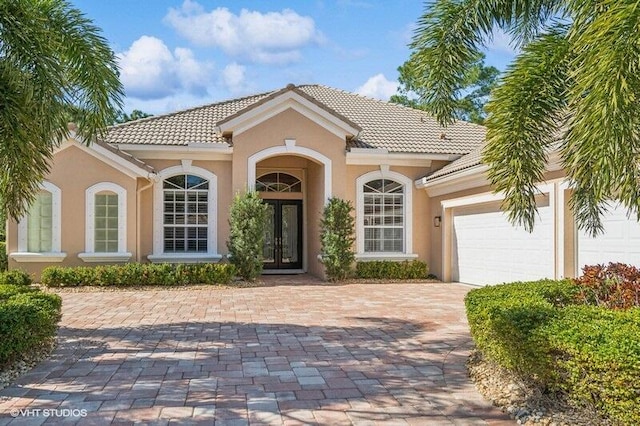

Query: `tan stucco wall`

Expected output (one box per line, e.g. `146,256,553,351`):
7,145,139,278
231,108,347,198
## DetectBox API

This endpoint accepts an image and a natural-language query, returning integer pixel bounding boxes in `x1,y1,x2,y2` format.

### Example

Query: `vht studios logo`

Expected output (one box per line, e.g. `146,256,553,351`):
10,408,88,418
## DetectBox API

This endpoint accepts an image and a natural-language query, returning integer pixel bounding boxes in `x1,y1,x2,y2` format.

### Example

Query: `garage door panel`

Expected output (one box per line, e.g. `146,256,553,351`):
452,200,554,286
578,204,640,268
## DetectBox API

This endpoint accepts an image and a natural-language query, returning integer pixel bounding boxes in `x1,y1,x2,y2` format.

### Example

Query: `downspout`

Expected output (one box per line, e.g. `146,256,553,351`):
136,175,156,262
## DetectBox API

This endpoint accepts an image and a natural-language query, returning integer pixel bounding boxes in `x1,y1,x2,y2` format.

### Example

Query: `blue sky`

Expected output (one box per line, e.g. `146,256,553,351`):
71,0,517,115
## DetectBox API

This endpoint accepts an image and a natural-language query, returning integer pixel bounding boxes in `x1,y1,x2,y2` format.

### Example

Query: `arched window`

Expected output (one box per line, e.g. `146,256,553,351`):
150,165,219,262
27,191,54,253
356,170,414,257
362,179,405,252
162,174,209,253
256,172,301,192
80,182,129,262
12,181,66,262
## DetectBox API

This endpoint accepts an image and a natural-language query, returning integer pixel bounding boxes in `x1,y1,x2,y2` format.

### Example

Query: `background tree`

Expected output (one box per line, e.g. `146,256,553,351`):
112,109,153,124
391,52,499,124
409,0,640,235
0,0,123,220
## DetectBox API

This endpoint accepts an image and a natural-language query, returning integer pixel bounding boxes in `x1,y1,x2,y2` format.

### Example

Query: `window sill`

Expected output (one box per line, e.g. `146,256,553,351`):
9,252,67,263
355,253,419,262
147,253,224,264
78,252,132,263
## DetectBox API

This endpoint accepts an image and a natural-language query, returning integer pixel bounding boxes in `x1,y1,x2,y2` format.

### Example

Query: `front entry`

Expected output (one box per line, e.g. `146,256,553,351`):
263,200,303,270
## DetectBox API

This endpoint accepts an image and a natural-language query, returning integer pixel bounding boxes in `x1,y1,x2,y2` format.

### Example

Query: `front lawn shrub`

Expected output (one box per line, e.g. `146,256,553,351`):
0,287,61,367
41,263,236,287
320,197,356,281
0,269,32,286
227,191,269,282
465,279,640,424
574,262,640,309
356,260,428,280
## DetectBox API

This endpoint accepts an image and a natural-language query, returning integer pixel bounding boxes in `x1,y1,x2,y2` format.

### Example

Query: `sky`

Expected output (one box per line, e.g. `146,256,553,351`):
70,0,517,115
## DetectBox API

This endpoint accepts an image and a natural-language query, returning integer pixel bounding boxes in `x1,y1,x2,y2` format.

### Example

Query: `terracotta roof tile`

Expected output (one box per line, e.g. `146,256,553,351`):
105,84,486,155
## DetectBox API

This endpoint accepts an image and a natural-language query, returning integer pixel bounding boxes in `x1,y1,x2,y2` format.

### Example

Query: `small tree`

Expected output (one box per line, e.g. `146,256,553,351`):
320,197,356,281
227,191,268,282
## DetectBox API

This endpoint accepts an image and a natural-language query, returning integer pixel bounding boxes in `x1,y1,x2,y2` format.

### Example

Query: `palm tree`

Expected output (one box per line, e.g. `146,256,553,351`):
0,0,123,220
410,0,640,235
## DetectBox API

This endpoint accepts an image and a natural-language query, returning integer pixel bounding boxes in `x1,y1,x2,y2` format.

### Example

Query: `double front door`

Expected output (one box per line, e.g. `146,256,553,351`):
263,200,303,270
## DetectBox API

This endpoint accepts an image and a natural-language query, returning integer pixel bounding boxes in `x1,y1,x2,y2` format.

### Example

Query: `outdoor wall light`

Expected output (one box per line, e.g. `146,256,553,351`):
434,216,441,227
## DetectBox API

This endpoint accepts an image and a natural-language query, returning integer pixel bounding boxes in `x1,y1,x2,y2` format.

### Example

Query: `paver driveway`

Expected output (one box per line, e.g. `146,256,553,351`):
0,282,513,425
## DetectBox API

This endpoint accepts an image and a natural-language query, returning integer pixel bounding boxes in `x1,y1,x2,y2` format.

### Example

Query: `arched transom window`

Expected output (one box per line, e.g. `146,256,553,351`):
256,172,301,192
163,174,209,253
363,179,404,253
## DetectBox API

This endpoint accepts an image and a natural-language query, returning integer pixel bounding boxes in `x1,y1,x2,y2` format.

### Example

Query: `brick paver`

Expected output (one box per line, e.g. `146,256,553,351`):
0,281,512,425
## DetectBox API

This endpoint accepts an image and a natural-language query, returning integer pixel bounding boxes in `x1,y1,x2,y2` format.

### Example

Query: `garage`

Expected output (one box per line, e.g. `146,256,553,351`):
577,204,640,270
451,196,555,286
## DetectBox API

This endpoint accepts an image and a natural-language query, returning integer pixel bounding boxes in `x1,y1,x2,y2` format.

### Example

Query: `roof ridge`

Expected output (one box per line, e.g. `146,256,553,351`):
108,89,278,130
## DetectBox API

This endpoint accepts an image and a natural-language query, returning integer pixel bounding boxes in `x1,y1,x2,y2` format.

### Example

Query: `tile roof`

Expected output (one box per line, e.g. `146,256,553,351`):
422,140,564,182
423,144,485,181
105,84,487,155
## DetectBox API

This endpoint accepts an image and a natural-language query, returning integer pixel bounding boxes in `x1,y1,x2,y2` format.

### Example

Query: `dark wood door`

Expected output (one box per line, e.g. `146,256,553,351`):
263,200,303,270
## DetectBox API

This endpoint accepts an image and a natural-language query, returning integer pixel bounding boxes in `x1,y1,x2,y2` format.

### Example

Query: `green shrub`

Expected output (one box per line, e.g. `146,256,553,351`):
0,269,32,286
0,241,7,272
356,260,428,280
41,263,236,287
0,288,61,367
227,191,268,282
320,197,356,281
465,280,640,424
546,306,640,424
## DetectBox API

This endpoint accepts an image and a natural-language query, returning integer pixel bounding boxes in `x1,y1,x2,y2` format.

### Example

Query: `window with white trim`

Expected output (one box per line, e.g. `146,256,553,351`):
356,170,413,257
13,181,64,262
84,182,127,256
363,179,404,252
94,193,119,252
163,174,209,253
27,191,53,252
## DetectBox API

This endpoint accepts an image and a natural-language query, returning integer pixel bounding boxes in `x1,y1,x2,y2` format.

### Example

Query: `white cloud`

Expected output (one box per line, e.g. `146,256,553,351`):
164,1,323,64
356,74,398,101
117,35,214,100
221,62,247,94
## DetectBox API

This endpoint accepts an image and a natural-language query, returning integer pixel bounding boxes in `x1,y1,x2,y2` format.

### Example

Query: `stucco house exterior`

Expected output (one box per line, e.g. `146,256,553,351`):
6,84,640,284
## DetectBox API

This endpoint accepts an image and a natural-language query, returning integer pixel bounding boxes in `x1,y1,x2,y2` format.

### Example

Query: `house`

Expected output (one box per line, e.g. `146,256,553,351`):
6,84,640,284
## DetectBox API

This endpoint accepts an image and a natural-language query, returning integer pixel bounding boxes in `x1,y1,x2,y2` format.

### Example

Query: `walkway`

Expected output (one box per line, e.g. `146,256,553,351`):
0,282,512,425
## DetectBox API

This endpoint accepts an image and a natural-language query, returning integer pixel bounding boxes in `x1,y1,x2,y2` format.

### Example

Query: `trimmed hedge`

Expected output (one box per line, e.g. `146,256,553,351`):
0,284,62,367
356,260,428,280
0,269,32,286
41,263,237,287
465,280,640,424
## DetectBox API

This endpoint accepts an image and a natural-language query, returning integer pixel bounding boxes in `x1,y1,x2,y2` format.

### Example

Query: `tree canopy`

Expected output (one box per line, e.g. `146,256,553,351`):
410,0,640,235
0,0,123,220
113,109,153,124
391,52,499,124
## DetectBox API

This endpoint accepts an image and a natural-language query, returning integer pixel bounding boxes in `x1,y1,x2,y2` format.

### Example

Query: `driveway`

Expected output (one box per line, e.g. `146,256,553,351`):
0,281,512,425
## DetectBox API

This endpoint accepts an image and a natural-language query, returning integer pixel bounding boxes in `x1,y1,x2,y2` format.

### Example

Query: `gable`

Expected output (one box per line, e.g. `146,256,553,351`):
55,137,155,179
217,87,361,140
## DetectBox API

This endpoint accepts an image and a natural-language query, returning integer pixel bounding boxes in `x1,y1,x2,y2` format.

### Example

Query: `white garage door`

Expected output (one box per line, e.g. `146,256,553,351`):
452,198,555,286
578,204,640,269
